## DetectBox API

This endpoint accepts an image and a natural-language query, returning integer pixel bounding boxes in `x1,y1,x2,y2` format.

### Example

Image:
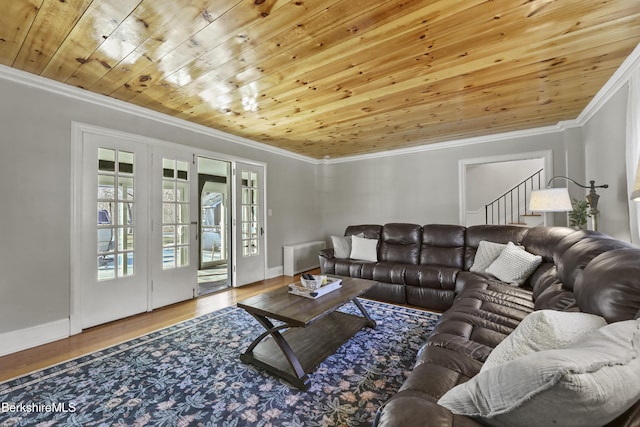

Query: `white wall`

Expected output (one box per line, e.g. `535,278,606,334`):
583,84,632,241
319,132,571,238
0,72,322,336
466,158,545,211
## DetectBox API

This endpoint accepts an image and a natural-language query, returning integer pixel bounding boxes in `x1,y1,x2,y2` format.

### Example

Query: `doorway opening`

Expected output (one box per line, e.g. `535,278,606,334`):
459,150,553,227
198,157,232,295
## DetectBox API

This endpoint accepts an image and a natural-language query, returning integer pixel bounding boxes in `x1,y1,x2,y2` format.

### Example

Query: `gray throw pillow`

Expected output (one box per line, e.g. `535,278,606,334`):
330,235,352,259
469,241,508,273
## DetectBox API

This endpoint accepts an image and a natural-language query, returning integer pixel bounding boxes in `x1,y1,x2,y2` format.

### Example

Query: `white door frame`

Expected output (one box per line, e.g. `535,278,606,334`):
70,122,269,334
458,150,554,227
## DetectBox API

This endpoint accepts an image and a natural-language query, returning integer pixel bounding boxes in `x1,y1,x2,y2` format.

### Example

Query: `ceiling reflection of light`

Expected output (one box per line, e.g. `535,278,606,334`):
241,82,259,112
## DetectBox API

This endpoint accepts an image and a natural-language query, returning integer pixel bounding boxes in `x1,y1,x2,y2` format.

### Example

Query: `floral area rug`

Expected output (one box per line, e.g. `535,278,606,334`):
0,299,439,427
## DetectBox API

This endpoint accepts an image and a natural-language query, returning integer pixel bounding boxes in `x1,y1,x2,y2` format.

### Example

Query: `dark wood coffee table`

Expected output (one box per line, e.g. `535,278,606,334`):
237,276,376,390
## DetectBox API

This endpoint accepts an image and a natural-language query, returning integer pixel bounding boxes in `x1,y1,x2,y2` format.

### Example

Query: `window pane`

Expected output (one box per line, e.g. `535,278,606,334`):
163,203,175,223
250,172,258,188
242,188,250,204
163,247,175,269
176,246,189,267
98,175,115,200
251,239,259,255
163,225,175,246
118,151,134,174
98,256,115,280
118,176,134,200
118,228,134,251
98,148,115,172
176,181,189,202
177,225,189,244
177,161,188,181
117,202,134,226
177,203,189,224
97,228,114,253
118,252,134,276
163,180,175,201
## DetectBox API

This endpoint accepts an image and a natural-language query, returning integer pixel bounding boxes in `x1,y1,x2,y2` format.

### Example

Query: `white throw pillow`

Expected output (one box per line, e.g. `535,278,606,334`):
438,319,640,427
469,241,508,273
350,235,378,262
331,235,352,259
485,241,542,285
481,310,607,372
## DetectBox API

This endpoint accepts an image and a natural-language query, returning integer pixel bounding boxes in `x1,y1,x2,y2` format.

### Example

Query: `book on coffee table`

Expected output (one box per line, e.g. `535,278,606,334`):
288,277,342,299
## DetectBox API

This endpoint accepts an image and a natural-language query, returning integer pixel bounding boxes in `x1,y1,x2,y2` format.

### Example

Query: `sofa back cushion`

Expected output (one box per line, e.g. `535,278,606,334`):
521,226,575,261
464,225,529,270
345,224,382,240
574,248,640,323
420,224,466,268
556,235,634,291
379,223,422,264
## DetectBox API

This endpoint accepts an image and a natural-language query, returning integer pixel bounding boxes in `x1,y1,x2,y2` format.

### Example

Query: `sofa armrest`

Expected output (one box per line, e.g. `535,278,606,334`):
319,248,335,259
373,390,483,427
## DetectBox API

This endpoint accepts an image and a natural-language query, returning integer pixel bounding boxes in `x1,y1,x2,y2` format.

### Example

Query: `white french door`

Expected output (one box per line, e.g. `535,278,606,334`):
80,133,149,329
234,162,266,286
150,148,198,309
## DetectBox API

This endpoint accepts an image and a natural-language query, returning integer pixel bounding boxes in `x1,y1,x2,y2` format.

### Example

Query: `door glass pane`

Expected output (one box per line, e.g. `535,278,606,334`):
118,151,134,174
119,176,134,200
162,157,190,269
163,225,175,246
241,169,260,257
118,228,134,251
163,181,175,201
118,252,134,276
96,149,135,281
98,175,115,200
98,148,115,172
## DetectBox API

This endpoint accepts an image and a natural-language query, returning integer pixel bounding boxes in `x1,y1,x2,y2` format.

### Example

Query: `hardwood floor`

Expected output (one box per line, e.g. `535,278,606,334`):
0,273,306,383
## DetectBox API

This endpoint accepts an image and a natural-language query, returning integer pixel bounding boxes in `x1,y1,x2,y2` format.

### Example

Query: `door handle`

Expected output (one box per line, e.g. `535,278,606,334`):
260,227,264,236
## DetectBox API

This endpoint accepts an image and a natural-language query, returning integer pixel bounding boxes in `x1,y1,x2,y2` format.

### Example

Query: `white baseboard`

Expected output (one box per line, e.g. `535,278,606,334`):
0,318,69,357
267,266,284,279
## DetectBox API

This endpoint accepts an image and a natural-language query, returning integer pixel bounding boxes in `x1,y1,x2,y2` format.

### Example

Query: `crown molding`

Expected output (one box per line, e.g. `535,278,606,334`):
576,43,640,125
0,64,318,164
322,121,580,164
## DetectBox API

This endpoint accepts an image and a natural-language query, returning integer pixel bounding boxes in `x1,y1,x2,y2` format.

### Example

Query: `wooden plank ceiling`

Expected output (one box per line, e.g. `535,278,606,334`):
1,0,640,159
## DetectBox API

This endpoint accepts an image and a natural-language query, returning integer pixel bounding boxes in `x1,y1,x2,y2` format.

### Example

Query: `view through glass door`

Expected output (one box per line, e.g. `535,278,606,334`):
198,157,231,294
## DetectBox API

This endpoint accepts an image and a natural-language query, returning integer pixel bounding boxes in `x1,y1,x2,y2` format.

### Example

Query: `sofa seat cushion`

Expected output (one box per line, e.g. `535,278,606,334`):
405,265,459,291
329,258,370,277
368,262,408,284
407,287,456,311
438,320,640,427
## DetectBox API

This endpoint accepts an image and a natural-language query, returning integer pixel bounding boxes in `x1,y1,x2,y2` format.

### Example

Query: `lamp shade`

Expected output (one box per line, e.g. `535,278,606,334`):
529,188,573,212
632,164,640,201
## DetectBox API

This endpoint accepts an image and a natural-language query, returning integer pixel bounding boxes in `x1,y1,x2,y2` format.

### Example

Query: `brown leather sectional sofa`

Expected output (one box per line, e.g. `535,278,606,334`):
319,224,640,427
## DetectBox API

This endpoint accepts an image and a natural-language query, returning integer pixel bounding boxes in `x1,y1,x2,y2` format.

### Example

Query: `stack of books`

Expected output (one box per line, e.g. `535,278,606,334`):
288,276,342,299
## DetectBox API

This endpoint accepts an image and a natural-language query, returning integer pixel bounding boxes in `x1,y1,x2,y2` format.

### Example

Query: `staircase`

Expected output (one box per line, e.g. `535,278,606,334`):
485,169,544,226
